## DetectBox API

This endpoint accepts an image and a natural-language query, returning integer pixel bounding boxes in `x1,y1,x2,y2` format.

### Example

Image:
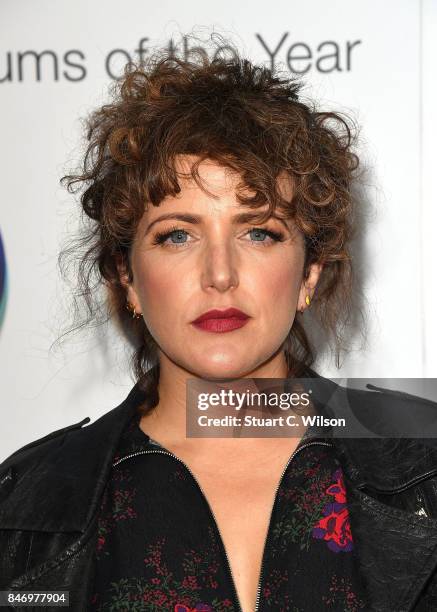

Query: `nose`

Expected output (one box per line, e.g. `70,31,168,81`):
200,238,239,292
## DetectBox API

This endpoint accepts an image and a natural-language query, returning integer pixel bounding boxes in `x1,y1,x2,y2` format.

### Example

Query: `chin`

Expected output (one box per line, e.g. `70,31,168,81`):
192,358,263,381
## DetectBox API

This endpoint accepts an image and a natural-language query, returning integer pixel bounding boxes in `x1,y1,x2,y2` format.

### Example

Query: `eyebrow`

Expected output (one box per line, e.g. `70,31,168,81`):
144,212,290,236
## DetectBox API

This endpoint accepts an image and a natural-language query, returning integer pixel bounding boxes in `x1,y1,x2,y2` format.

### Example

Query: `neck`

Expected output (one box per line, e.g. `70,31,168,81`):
138,350,300,454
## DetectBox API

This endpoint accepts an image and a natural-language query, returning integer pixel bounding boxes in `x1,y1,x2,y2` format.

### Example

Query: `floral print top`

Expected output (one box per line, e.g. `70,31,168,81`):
89,413,368,611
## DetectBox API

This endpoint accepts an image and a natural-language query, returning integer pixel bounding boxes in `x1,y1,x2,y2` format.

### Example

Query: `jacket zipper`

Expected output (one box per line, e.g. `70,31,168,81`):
253,440,333,612
112,439,334,612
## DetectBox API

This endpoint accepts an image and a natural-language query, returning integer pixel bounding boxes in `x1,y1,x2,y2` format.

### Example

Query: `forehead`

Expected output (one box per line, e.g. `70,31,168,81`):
148,154,294,213
174,155,238,197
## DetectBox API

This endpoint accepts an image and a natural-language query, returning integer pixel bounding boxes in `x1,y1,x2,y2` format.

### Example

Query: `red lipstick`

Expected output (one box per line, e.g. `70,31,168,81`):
191,307,250,333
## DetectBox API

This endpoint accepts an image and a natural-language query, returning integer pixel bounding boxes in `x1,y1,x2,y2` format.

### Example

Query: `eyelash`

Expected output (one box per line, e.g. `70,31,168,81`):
151,225,286,249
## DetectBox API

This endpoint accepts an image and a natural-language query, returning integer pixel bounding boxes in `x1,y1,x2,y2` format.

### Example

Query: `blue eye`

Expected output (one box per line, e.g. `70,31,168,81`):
152,226,285,248
166,229,187,244
152,227,189,246
248,228,283,244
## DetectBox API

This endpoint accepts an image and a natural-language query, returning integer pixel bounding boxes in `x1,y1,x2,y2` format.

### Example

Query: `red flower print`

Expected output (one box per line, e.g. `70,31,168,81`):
174,604,212,612
182,575,199,590
312,467,353,552
313,504,353,552
322,574,365,610
326,468,347,503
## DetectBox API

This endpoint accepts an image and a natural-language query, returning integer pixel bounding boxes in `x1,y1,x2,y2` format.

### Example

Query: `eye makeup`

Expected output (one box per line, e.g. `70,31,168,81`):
151,225,286,248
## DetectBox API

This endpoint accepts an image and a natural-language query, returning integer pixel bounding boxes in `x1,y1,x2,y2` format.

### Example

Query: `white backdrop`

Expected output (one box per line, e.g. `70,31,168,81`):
1,0,436,461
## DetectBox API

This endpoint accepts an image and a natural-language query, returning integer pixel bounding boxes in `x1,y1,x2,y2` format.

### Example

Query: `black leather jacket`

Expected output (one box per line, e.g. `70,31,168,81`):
1,375,437,612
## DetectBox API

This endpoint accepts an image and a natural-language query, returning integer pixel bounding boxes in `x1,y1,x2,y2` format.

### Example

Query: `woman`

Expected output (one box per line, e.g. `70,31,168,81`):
1,43,437,612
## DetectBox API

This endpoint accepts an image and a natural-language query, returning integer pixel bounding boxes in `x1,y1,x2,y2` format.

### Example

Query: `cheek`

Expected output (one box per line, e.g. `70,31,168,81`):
136,269,168,309
132,257,190,319
256,257,302,307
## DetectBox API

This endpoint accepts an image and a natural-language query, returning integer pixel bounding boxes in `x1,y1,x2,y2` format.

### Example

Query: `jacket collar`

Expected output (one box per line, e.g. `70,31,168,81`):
302,368,437,491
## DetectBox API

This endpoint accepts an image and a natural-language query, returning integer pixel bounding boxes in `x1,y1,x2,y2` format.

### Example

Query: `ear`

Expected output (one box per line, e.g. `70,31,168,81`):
297,262,323,314
116,253,142,313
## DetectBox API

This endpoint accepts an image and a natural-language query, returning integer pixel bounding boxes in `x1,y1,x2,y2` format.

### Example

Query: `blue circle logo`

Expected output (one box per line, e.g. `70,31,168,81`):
0,230,7,330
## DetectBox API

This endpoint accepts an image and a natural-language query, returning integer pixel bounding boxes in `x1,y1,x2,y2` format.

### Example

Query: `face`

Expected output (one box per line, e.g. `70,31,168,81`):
122,156,322,379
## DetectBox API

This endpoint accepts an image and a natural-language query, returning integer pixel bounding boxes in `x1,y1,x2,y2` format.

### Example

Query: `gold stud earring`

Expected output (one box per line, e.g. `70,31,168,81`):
126,301,142,319
305,295,311,307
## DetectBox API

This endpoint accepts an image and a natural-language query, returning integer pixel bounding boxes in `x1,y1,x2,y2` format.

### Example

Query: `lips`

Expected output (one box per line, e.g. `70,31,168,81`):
192,307,249,323
191,307,250,333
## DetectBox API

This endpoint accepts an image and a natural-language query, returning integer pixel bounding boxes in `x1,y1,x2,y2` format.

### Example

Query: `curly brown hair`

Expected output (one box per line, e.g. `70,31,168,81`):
57,38,365,412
